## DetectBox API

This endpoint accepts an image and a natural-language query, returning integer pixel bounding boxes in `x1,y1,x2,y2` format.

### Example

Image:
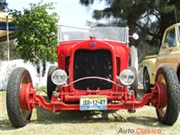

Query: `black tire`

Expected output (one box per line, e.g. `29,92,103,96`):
47,65,57,99
129,67,138,97
177,69,180,83
143,68,152,93
6,67,32,128
155,65,180,125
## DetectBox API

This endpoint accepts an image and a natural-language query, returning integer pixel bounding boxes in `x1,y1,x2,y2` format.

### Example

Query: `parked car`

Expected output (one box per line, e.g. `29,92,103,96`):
6,25,180,128
142,23,180,93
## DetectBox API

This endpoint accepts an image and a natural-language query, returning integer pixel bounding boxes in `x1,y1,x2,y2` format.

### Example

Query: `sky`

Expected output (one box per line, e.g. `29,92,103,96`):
6,0,107,27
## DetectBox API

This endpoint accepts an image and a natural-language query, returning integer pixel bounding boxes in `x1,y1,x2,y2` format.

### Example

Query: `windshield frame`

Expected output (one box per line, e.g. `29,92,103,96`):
57,25,129,44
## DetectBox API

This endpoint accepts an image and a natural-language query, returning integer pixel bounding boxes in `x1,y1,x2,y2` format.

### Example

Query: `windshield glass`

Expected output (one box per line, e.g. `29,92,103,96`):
58,25,128,43
178,26,180,44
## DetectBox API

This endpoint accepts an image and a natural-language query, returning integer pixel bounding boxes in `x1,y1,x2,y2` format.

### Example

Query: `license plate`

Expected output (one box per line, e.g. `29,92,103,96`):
80,96,107,110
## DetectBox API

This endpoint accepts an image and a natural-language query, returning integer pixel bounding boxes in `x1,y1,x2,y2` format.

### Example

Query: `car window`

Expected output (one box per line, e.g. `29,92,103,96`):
164,28,176,48
178,26,180,45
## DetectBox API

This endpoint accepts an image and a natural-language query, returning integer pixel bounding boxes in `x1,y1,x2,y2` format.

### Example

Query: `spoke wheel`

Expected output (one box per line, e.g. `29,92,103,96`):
6,67,32,128
155,66,180,125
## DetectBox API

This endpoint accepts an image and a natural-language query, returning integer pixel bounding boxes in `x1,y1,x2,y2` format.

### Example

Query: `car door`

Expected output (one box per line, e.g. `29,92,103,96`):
156,27,179,71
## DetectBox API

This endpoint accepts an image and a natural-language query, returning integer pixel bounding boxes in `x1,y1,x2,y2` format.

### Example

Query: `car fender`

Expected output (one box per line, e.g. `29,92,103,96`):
142,55,157,84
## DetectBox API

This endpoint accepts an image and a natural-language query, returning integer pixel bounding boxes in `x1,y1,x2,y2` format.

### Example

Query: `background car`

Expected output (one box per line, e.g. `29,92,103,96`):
142,23,180,93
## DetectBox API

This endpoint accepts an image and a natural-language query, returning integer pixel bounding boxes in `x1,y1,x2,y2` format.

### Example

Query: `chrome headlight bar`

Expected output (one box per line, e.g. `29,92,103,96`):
51,69,135,87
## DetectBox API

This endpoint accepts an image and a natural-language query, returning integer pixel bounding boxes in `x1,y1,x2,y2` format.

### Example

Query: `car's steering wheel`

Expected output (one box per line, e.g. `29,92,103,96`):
102,35,119,41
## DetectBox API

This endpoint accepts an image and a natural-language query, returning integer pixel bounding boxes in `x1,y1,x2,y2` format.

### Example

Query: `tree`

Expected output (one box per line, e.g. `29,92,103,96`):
9,1,59,64
80,0,180,47
79,0,180,64
148,0,180,46
9,0,59,83
0,0,8,12
0,40,21,60
80,0,153,70
80,0,154,47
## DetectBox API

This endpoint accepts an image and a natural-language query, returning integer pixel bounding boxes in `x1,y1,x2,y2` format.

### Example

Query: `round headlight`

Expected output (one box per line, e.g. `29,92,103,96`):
119,69,135,86
51,69,67,85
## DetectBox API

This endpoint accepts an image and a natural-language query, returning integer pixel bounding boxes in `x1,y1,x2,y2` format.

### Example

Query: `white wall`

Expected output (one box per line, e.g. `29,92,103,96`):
0,59,56,90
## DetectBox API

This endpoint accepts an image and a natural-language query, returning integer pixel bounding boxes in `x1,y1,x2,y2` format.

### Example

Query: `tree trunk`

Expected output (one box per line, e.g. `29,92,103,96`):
127,13,136,47
127,13,138,74
38,59,43,86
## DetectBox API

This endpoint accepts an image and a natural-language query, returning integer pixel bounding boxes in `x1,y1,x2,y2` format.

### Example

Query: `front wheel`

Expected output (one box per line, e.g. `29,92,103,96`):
6,67,32,128
155,65,180,125
143,68,152,93
47,65,57,100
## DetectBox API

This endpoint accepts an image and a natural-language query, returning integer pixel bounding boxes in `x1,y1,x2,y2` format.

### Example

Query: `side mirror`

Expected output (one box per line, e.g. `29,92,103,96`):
129,33,139,40
161,42,172,51
132,33,139,40
50,32,56,37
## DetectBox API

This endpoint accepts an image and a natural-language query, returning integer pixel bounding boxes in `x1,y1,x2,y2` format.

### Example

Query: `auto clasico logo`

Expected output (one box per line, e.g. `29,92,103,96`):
118,127,162,134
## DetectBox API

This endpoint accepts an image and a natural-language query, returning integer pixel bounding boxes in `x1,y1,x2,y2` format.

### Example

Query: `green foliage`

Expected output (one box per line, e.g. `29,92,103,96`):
80,0,180,60
9,0,59,64
0,1,8,12
79,0,94,6
0,42,6,60
80,0,157,47
35,85,46,91
138,43,159,63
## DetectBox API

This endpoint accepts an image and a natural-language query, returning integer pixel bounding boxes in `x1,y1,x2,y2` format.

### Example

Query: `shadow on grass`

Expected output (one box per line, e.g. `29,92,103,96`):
33,107,126,124
126,116,165,127
33,106,166,128
30,88,164,127
0,120,14,130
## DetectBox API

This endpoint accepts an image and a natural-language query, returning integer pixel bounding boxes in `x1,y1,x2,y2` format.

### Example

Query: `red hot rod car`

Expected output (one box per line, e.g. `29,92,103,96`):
6,26,180,127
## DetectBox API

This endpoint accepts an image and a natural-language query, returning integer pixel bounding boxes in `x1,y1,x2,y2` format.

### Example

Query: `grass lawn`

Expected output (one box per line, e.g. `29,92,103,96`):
1,89,180,135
